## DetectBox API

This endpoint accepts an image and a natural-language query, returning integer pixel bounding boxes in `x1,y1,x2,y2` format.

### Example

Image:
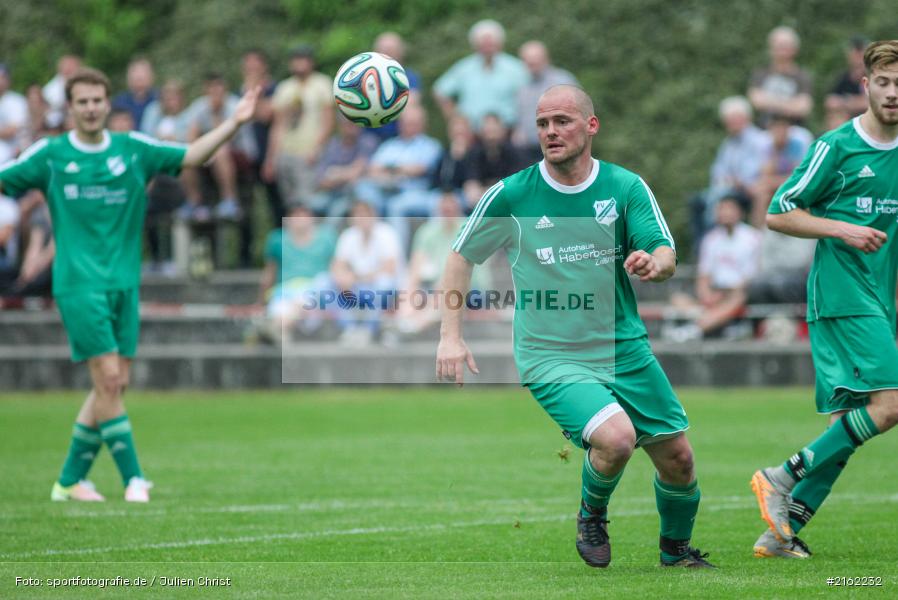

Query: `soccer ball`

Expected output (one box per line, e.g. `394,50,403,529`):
333,52,410,128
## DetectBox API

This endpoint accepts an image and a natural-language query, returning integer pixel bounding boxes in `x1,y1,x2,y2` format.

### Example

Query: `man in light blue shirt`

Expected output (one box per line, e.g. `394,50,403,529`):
433,19,528,127
354,105,442,250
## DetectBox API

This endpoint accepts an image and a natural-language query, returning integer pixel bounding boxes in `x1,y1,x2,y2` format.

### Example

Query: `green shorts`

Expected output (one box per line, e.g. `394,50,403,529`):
56,288,140,362
809,316,898,413
527,357,689,449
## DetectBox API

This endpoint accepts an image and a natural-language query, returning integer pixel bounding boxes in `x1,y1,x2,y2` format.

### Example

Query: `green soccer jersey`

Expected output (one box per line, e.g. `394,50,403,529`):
453,159,675,383
769,117,898,324
0,130,186,296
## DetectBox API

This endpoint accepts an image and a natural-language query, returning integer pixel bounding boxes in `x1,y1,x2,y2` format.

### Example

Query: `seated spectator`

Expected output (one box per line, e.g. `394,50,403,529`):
432,115,478,209
691,96,770,245
0,64,28,164
141,80,192,272
433,19,528,128
0,194,20,292
748,26,813,126
512,40,577,164
354,105,441,250
464,113,521,209
396,192,492,333
25,84,59,141
668,195,761,341
0,194,53,300
748,228,815,305
824,35,869,127
112,57,158,129
371,31,422,141
310,114,379,218
257,204,337,341
749,113,811,226
330,201,403,345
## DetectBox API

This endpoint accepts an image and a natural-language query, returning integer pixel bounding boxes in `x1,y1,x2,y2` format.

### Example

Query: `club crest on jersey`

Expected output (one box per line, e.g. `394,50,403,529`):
106,155,126,177
856,197,873,213
593,198,618,225
536,246,555,265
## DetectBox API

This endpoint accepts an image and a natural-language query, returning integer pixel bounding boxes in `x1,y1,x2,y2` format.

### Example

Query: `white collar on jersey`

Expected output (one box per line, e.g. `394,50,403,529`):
538,158,600,194
853,116,898,151
68,130,111,153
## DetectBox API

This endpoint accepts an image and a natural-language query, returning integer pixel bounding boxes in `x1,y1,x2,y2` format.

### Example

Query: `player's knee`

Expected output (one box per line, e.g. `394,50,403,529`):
661,447,695,483
592,432,635,467
94,370,123,399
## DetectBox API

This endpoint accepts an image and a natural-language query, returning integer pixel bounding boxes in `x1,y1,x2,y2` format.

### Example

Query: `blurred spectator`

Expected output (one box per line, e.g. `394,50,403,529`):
264,46,334,210
0,194,20,289
42,54,81,129
396,192,491,333
691,96,770,244
257,204,337,341
371,31,422,141
824,35,869,127
330,201,402,345
25,84,58,141
141,79,192,271
140,79,191,141
112,57,157,129
107,107,135,132
433,19,527,127
669,196,761,341
354,105,442,250
748,26,813,126
0,195,53,298
310,113,379,218
748,228,815,305
465,113,521,209
0,64,28,163
512,41,577,164
432,115,478,209
240,49,284,224
749,113,811,227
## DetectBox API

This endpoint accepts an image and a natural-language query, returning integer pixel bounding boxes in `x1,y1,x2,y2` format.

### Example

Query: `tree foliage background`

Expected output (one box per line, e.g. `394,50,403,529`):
0,0,895,248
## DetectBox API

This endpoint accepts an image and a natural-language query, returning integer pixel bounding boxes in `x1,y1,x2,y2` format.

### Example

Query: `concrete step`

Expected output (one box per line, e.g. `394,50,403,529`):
0,340,813,390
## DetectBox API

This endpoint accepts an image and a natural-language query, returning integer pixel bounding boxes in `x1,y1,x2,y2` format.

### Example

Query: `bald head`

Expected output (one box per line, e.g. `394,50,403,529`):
538,85,595,119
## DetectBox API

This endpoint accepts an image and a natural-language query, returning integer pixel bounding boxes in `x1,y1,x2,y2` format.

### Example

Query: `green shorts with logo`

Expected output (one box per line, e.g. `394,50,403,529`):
56,288,140,362
809,316,898,413
526,342,688,448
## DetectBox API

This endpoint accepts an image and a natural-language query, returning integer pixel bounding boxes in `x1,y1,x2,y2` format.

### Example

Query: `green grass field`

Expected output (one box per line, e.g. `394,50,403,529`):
1,388,896,599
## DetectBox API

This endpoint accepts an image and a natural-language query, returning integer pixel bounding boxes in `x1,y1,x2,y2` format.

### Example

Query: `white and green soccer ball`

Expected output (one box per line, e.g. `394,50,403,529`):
333,52,410,128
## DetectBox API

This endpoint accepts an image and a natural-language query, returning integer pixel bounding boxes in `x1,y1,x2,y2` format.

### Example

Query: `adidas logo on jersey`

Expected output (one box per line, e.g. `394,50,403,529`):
64,161,80,173
535,215,554,229
858,165,876,178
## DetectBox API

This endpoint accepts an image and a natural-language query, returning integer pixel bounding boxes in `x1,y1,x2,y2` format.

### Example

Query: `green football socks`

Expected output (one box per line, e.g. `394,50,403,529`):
99,414,144,486
779,407,879,490
58,423,102,486
655,475,701,561
788,458,848,534
580,452,623,516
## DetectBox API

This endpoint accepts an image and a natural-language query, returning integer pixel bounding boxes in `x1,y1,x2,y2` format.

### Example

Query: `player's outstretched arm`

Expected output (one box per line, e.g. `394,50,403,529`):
767,210,887,254
182,85,261,168
436,251,479,386
624,246,676,282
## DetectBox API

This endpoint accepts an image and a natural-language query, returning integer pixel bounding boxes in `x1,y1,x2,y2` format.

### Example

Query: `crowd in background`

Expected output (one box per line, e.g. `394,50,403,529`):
0,21,873,344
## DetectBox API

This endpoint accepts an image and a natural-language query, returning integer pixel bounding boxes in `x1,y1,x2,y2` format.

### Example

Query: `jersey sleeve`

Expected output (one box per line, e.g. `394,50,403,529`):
625,177,676,255
127,131,187,177
769,139,836,214
451,181,512,264
0,138,50,197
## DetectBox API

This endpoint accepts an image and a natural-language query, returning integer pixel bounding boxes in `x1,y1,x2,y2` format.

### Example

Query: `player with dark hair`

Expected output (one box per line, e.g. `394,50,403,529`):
0,67,259,502
751,40,898,558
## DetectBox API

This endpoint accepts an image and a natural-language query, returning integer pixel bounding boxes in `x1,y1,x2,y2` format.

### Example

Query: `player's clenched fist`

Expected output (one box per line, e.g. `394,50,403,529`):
624,250,659,281
839,223,888,254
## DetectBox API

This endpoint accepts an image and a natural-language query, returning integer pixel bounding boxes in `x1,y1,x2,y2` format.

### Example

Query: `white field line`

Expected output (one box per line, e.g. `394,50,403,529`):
2,492,896,560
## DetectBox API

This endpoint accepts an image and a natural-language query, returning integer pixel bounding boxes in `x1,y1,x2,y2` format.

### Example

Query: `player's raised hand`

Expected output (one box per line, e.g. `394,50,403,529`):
840,223,888,253
436,337,479,386
624,250,660,281
233,85,262,125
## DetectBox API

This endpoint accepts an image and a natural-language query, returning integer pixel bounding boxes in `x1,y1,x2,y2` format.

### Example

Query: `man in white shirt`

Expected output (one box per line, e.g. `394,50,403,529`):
0,65,28,163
